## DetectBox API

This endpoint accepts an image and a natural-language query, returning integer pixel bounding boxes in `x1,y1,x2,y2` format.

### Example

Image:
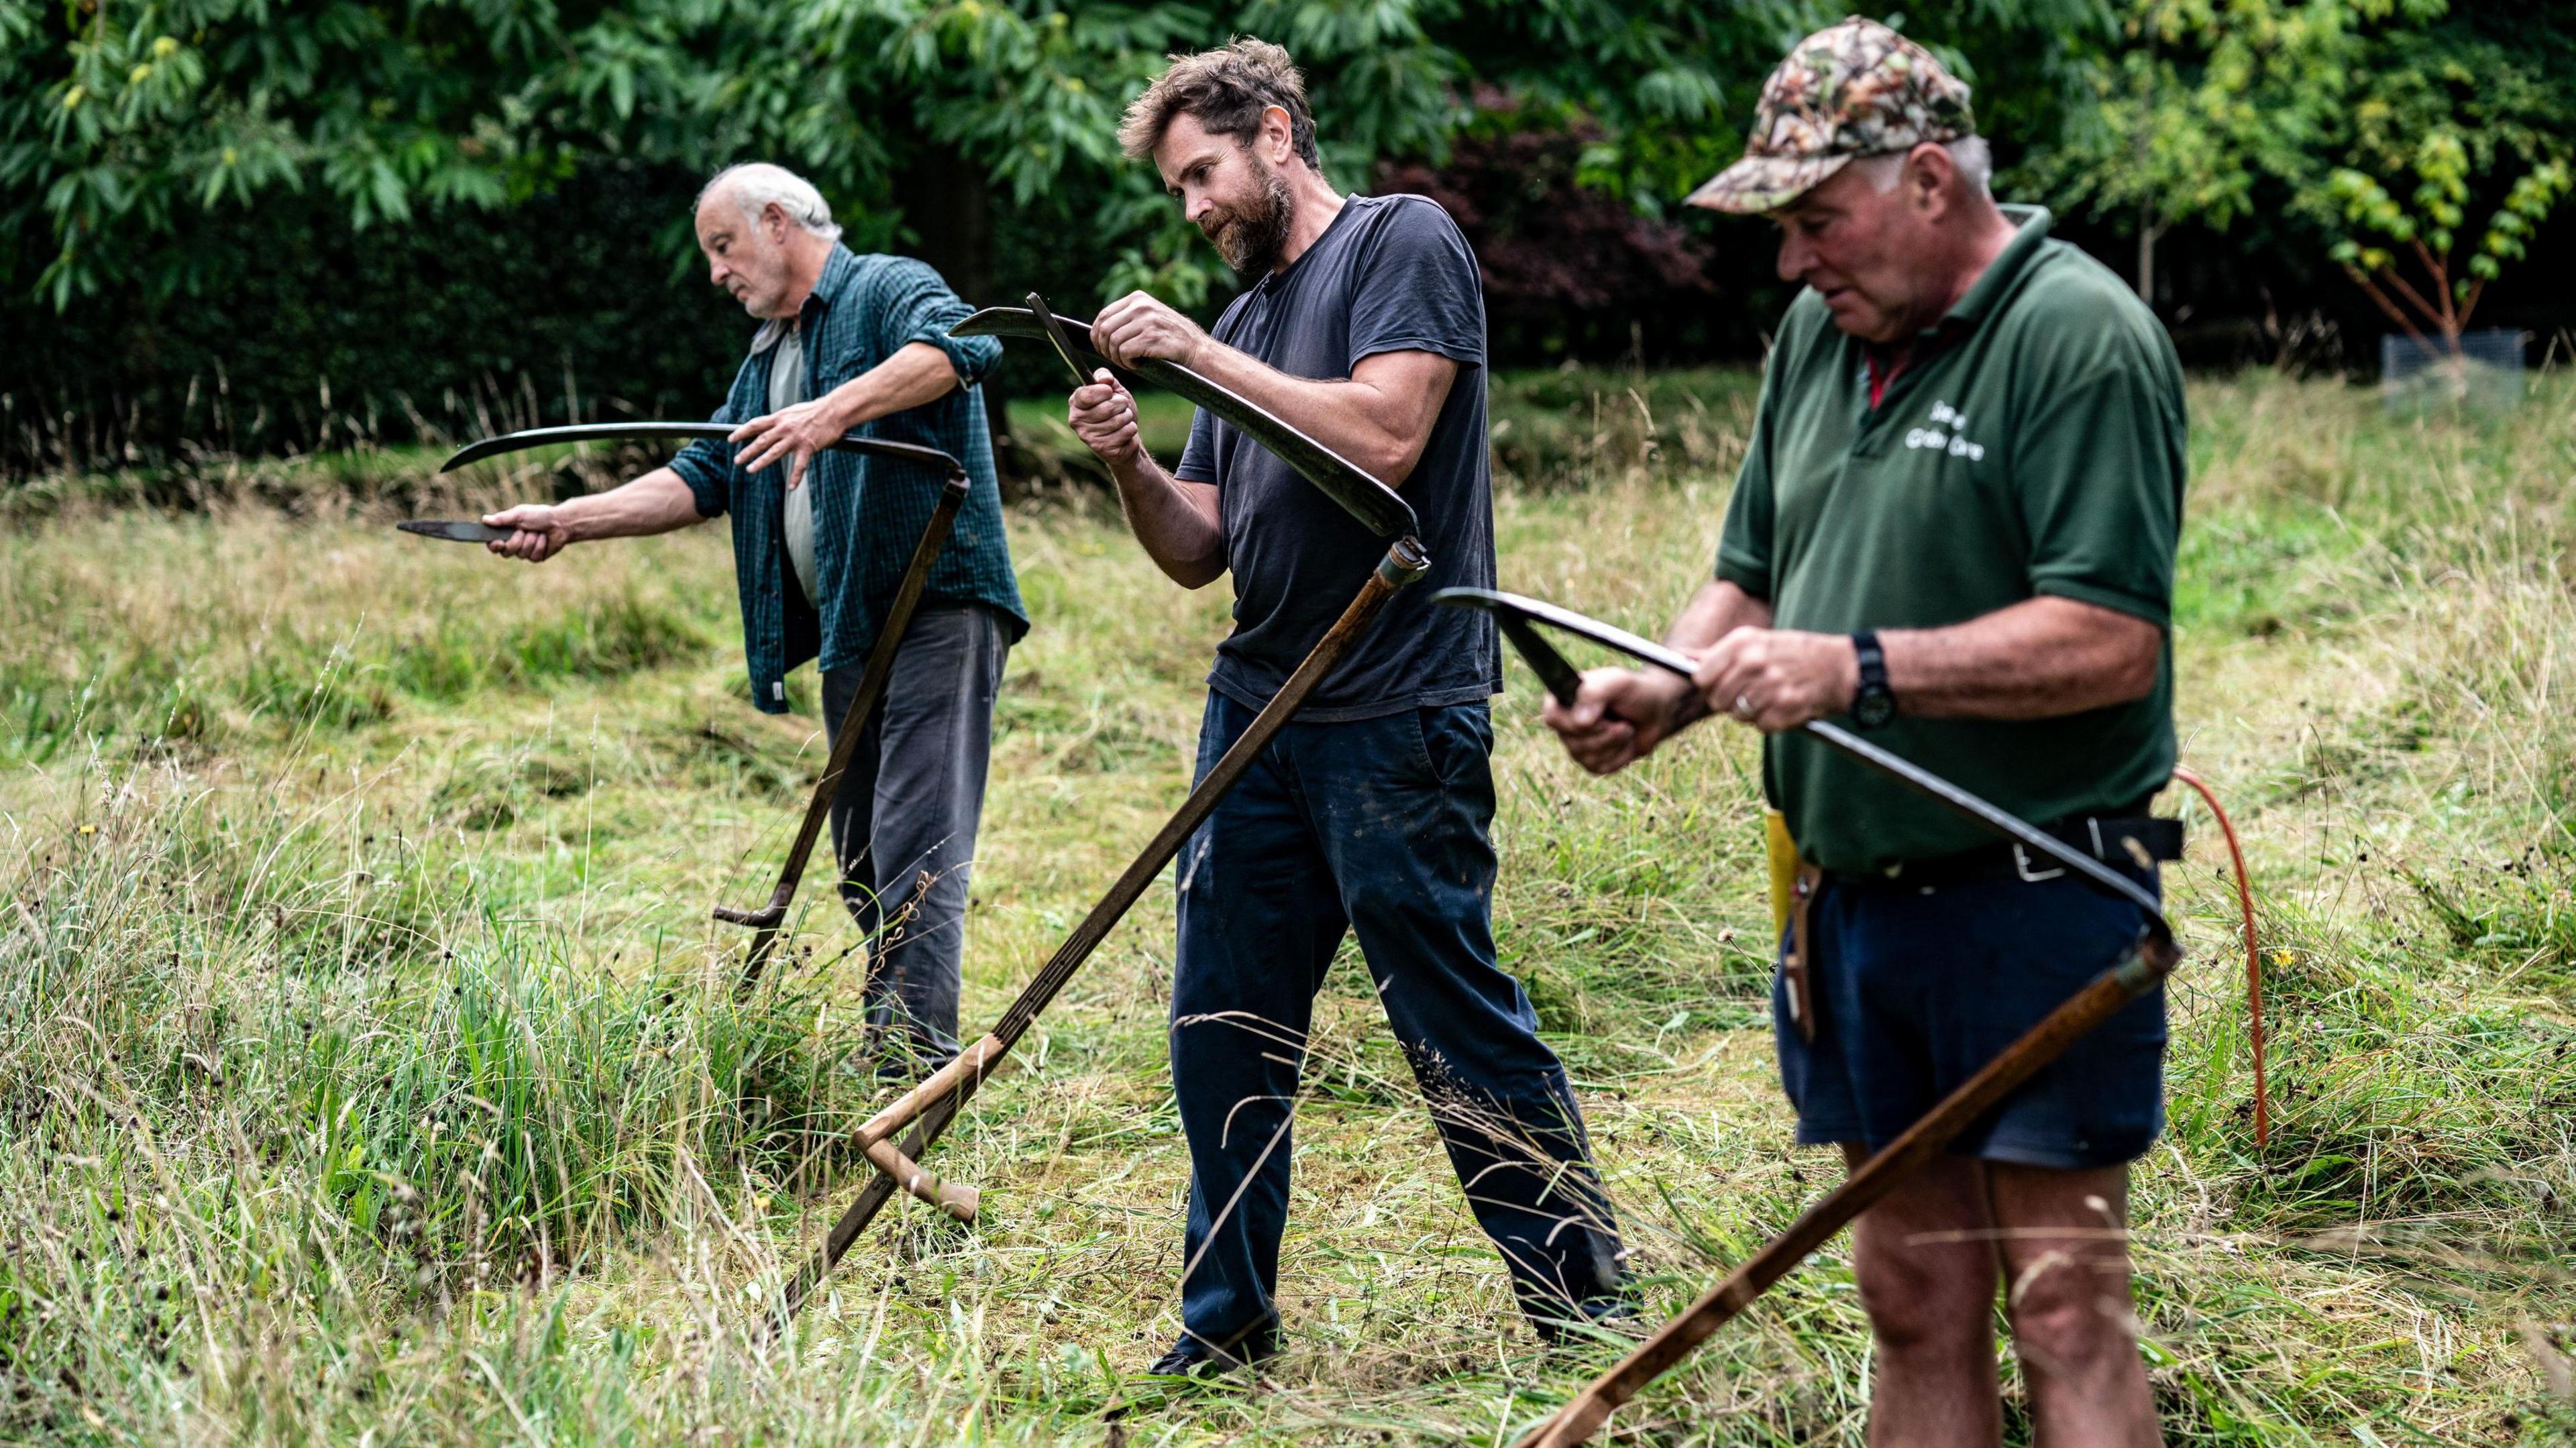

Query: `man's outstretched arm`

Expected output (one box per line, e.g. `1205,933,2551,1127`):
482,467,705,563
1695,595,2161,734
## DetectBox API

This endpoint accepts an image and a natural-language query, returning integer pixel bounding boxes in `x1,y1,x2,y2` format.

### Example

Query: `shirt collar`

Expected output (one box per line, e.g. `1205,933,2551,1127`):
1254,194,1357,296
1943,203,2052,330
1858,203,2052,378
751,243,857,355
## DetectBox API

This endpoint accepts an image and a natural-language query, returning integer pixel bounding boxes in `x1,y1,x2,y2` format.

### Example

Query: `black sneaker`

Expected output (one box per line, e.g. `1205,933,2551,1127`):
1145,1322,1281,1378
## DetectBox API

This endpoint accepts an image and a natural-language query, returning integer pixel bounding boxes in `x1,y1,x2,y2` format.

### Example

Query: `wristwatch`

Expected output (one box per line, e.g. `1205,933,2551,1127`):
1849,630,1895,730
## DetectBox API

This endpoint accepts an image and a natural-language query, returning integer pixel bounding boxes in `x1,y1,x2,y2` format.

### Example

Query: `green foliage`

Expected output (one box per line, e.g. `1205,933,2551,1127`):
0,0,588,309
2044,0,2576,336
1,1,2139,315
2324,143,2570,337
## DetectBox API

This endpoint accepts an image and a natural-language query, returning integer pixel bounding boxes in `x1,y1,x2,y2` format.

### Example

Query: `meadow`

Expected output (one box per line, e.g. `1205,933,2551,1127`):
2,368,2572,1445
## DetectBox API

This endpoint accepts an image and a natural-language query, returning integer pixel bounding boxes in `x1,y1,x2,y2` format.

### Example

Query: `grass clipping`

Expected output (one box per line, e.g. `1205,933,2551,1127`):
2,370,2573,1444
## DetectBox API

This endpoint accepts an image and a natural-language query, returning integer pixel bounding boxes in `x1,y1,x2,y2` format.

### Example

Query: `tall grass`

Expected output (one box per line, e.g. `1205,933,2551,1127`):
1,370,2572,1444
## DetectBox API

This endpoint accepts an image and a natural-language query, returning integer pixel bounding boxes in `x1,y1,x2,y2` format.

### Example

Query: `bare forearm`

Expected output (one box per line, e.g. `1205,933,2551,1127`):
817,341,958,429
1108,453,1226,588
559,467,705,542
1657,579,1774,732
1668,578,1775,651
1884,596,2161,718
1183,345,1448,486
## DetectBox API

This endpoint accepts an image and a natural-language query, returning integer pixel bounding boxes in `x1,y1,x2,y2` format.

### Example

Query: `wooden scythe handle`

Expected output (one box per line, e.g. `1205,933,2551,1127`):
851,1034,1006,1152
729,472,973,993
860,1137,979,1222
760,539,1431,1338
1514,933,2183,1448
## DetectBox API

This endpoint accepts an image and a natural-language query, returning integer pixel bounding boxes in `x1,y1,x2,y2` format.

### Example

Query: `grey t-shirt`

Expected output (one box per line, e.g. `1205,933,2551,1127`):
1175,192,1499,722
767,319,818,604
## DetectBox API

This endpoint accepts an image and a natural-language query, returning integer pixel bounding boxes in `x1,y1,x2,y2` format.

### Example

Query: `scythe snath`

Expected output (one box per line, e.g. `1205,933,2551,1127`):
429,422,975,994
757,302,1432,1331
1429,587,2186,1448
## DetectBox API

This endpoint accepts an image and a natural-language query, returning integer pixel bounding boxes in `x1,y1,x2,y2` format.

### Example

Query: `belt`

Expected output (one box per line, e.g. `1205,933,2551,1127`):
1836,813,2185,891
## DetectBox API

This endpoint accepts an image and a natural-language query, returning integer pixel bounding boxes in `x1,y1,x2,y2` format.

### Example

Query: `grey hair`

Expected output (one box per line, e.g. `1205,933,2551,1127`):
1854,135,1993,197
696,162,843,242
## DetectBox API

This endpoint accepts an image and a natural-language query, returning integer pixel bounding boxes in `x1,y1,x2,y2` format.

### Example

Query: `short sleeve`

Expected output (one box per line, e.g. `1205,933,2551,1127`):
1713,369,1782,599
2013,357,2185,628
871,257,1001,386
1346,198,1485,370
1174,405,1218,484
667,389,749,519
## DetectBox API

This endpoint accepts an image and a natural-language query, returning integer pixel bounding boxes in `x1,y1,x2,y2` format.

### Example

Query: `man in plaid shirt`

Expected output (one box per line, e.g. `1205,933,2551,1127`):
484,163,1026,1076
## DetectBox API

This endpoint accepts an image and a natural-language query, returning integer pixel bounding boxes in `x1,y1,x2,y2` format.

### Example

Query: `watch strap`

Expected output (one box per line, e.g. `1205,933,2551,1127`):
1851,630,1893,726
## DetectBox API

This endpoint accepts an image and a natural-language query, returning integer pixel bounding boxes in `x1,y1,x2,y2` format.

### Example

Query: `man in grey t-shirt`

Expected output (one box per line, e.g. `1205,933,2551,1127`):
1065,40,1625,1375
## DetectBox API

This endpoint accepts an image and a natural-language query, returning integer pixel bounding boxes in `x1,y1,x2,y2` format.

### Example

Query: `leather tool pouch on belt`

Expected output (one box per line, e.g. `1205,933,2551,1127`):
1764,808,1821,1045
1784,864,1823,1044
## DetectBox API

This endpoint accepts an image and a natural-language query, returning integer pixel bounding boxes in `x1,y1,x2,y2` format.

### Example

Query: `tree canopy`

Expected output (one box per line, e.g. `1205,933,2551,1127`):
4,1,2571,469
4,1,2137,309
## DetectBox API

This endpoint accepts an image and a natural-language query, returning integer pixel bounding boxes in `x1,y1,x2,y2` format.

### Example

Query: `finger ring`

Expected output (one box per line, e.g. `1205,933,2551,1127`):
1733,693,1754,719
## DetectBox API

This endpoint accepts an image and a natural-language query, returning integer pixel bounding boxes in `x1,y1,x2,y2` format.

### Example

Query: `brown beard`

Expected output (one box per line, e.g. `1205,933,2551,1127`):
1204,166,1294,280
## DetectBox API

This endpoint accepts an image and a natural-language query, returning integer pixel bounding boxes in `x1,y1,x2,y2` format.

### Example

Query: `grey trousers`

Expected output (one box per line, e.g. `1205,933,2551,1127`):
820,602,1008,1069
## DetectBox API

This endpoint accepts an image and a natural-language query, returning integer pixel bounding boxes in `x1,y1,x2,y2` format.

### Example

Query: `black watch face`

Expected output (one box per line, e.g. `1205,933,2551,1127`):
1854,689,1896,730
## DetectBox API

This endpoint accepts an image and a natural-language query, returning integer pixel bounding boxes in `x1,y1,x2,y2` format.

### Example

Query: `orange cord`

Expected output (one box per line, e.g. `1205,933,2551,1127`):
2168,764,2267,1148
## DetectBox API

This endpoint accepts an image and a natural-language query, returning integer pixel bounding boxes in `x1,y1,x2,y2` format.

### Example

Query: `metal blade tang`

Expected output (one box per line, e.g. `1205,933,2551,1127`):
1024,291,1090,385
438,422,965,480
949,306,1417,541
396,520,511,543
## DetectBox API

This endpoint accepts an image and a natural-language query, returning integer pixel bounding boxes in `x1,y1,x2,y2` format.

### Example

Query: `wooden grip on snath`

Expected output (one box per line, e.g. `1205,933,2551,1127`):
861,1137,979,1222
762,540,1433,1337
1512,932,2183,1448
849,1034,1006,1223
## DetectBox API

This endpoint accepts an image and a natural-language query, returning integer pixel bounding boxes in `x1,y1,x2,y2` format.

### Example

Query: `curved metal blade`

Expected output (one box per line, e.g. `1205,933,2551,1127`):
1432,586,2171,926
439,422,965,480
1434,587,1693,675
951,306,1416,540
397,520,511,543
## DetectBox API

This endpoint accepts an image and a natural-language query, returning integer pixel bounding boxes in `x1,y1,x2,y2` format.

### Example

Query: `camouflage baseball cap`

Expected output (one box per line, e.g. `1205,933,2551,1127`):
1684,16,1975,214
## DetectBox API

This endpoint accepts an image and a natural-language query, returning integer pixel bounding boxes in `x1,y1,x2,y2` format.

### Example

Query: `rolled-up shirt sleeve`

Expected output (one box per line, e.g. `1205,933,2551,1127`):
666,393,743,519
873,257,999,386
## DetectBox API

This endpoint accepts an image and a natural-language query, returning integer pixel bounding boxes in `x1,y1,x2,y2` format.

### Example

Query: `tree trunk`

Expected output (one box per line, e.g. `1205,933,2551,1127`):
2135,203,2160,307
898,144,1022,487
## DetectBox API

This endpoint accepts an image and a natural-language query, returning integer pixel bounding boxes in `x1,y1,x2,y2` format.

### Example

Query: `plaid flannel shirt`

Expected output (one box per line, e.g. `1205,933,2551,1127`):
669,245,1026,714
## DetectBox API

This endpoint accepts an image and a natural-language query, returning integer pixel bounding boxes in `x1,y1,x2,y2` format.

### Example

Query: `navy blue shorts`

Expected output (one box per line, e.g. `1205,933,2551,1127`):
1772,860,2167,1170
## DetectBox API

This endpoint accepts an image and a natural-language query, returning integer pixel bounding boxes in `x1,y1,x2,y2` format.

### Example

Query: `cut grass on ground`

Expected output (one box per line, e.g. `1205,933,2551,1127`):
2,369,2573,1445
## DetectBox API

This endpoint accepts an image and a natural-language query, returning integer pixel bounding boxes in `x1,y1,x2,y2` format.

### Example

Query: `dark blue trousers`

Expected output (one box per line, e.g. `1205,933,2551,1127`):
1169,691,1625,1347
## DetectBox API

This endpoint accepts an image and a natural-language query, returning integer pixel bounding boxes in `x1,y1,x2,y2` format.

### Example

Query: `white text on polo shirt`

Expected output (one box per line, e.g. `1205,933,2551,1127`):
1904,400,1986,461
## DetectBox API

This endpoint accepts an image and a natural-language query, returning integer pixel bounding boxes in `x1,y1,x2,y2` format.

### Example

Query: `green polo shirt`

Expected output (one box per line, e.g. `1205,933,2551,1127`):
1715,205,2186,873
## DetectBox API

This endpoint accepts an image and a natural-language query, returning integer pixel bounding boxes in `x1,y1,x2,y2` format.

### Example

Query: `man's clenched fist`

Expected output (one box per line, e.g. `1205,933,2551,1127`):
1541,666,1697,775
1069,369,1144,468
1091,292,1210,370
482,503,573,562
1693,626,1859,733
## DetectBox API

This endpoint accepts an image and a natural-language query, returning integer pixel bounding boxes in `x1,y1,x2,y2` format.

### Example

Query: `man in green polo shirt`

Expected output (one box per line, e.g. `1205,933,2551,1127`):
1546,19,2182,1445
